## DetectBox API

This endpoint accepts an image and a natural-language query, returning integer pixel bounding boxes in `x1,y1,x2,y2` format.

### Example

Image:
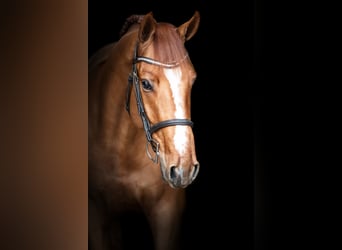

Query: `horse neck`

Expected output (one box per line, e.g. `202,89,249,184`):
98,34,143,146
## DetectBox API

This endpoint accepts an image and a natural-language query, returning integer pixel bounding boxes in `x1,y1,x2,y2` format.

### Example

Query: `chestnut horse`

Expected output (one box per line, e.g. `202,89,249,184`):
89,11,200,250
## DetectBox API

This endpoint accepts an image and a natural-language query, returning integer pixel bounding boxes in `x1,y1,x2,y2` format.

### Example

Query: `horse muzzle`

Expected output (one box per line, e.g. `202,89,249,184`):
161,161,200,188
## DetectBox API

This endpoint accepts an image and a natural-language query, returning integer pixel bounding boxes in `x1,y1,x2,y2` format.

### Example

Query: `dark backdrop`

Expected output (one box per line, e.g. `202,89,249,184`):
89,1,342,249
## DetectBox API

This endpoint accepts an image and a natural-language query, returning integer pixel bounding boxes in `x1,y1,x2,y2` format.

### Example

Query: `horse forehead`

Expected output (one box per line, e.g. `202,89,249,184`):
161,65,194,90
163,67,183,85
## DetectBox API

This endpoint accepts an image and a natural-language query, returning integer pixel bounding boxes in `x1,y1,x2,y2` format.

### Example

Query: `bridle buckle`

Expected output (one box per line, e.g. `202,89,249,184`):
146,139,160,163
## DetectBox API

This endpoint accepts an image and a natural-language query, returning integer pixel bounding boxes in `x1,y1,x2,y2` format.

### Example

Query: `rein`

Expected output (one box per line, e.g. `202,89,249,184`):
126,44,194,163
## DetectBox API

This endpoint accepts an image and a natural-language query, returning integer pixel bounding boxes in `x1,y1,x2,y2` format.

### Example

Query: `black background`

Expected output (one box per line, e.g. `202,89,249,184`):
89,1,340,249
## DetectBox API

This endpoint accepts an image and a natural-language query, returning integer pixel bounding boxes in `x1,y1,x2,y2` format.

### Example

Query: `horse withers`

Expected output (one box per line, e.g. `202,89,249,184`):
89,11,200,250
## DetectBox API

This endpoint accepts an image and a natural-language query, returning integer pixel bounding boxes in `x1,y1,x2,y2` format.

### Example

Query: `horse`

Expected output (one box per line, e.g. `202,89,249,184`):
89,11,200,250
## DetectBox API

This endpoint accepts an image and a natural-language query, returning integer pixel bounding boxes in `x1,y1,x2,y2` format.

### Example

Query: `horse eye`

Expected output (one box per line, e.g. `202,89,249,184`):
141,79,153,91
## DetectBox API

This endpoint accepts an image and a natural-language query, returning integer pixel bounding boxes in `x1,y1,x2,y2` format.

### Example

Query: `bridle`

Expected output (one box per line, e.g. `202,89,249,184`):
126,43,194,164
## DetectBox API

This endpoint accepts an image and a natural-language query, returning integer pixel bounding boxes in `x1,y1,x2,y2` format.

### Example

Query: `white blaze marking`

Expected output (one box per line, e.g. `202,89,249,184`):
164,68,188,155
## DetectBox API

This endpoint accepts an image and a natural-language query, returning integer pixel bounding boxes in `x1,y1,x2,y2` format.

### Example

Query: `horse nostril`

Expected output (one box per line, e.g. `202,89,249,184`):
191,163,200,181
170,166,177,180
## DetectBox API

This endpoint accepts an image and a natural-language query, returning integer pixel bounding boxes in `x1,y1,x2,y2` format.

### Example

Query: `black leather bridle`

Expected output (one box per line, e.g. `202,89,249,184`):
126,44,194,163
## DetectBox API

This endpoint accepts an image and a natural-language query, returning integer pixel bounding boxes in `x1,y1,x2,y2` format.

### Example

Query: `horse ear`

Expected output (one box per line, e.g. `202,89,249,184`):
138,12,157,44
177,11,200,42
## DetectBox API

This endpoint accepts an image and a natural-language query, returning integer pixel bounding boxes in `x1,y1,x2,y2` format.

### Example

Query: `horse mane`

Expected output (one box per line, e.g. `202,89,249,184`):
89,15,144,70
119,15,145,38
89,43,116,71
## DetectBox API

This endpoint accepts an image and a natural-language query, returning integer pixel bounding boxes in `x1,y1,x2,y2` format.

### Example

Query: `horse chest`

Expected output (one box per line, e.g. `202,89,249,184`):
99,164,166,210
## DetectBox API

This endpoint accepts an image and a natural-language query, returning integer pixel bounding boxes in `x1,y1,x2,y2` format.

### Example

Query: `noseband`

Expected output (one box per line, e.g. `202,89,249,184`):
126,44,194,163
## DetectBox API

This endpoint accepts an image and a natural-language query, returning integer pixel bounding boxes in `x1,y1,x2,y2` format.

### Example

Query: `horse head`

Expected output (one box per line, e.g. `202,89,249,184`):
128,11,200,188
